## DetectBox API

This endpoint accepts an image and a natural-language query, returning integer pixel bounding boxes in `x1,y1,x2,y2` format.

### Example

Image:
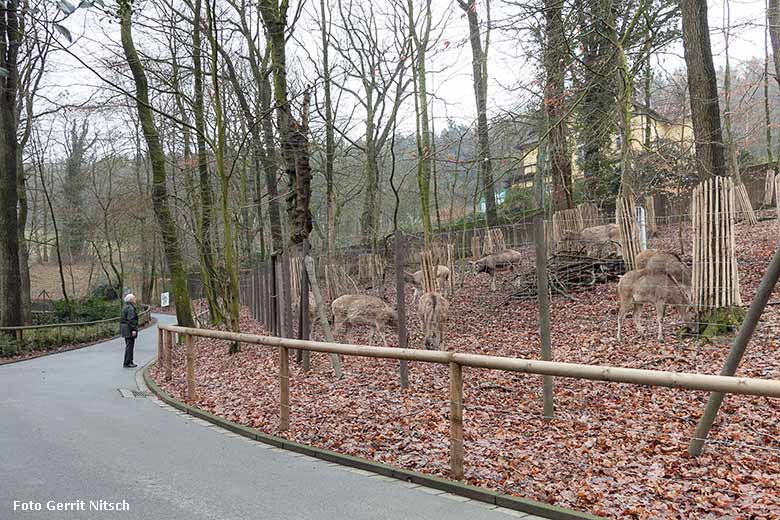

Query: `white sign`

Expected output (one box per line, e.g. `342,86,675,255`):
160,292,170,308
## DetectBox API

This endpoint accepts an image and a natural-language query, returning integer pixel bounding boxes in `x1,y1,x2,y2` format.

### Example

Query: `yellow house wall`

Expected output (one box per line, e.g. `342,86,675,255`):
511,113,692,191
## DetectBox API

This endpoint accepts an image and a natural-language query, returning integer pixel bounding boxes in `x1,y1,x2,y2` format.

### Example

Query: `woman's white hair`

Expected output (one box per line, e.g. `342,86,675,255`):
124,293,136,303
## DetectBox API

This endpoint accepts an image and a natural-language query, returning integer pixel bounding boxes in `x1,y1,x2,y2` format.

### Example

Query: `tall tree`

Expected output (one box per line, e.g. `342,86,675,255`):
119,0,194,328
458,0,498,226
681,0,727,179
543,0,574,210
191,0,224,323
408,0,434,244
259,0,312,246
318,0,337,257
0,0,22,328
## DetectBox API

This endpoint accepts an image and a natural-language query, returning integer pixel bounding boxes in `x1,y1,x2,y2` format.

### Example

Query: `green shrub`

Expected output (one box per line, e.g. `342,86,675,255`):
54,297,121,323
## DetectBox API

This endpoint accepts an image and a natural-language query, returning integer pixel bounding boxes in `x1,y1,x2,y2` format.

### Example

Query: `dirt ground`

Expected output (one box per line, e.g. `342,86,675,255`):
152,219,780,519
29,263,96,300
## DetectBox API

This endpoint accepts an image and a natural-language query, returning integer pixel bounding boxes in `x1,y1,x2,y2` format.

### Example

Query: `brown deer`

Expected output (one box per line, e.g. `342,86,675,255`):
331,294,398,347
418,292,449,350
635,249,691,287
404,265,451,303
561,223,621,256
617,269,692,341
471,249,523,291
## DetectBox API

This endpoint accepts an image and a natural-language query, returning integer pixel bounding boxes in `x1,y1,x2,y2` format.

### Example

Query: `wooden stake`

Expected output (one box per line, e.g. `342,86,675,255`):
164,330,173,382
395,232,409,388
185,334,197,403
449,361,464,480
689,243,780,455
157,327,163,365
279,346,290,431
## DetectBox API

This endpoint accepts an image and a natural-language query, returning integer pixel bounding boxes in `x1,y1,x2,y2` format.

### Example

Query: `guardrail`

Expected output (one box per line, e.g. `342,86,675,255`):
0,305,152,356
156,323,780,481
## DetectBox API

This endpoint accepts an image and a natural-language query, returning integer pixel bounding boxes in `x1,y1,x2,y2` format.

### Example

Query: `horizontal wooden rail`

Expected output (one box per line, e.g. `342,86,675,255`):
159,322,780,481
160,323,780,399
0,305,152,332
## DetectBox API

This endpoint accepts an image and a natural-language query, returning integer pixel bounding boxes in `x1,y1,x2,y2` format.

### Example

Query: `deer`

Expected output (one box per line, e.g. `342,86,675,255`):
331,294,398,347
470,249,523,291
617,269,692,341
635,249,691,287
418,292,449,350
561,223,622,256
404,265,451,303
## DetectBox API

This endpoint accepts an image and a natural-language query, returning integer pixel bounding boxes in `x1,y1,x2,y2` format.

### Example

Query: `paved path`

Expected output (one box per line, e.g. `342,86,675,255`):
0,316,549,520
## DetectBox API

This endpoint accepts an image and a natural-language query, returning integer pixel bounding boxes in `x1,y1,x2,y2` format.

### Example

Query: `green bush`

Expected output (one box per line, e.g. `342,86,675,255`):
53,297,121,323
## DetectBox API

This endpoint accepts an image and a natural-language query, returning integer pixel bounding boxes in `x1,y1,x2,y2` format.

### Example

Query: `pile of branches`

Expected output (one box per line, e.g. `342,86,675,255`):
511,250,626,300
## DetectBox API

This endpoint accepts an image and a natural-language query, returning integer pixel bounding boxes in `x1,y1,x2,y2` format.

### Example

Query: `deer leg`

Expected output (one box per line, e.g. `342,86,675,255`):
656,302,666,341
617,303,626,342
375,323,389,348
490,271,497,292
633,304,645,336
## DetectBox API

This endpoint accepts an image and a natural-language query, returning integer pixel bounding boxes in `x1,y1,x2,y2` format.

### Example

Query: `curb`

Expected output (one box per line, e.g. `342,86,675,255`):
143,363,604,520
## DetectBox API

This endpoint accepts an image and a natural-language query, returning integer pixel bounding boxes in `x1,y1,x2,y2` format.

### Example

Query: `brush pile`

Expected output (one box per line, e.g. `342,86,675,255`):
511,250,626,300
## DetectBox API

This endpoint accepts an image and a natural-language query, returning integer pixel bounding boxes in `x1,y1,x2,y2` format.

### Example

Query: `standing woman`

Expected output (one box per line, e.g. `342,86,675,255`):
120,294,139,368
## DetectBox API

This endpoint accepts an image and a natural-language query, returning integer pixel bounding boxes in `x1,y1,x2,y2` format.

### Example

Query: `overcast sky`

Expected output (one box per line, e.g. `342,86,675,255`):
44,0,770,144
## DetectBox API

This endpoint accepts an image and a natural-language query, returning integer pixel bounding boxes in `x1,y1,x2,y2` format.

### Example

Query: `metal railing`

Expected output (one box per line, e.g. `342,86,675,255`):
0,305,152,356
156,323,780,481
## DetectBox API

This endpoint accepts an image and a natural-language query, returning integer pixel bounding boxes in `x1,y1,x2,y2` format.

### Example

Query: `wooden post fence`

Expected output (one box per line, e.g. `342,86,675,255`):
279,346,290,431
449,361,464,480
394,232,409,389
157,328,163,365
185,334,197,403
156,322,780,479
165,330,173,382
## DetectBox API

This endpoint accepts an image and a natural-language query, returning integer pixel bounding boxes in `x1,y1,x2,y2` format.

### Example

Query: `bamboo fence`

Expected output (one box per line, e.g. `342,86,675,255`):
691,177,742,310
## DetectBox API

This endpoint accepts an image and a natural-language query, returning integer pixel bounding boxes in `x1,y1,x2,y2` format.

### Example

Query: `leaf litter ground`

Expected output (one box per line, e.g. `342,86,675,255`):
152,220,780,519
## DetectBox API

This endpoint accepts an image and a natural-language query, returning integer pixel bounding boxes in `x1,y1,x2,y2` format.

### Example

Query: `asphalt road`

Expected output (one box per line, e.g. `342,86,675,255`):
1,315,548,520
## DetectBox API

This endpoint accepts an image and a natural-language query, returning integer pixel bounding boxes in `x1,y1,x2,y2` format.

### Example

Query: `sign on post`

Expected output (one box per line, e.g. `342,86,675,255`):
160,292,170,308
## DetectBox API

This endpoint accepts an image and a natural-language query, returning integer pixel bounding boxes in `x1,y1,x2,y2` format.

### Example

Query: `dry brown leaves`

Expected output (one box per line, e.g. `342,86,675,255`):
151,219,780,519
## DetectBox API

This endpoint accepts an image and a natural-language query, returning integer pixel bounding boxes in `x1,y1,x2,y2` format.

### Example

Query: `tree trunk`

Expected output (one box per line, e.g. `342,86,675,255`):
682,0,727,180
204,0,241,341
119,0,194,328
319,0,337,258
544,0,574,211
0,0,22,328
192,0,224,324
459,0,497,226
409,0,433,245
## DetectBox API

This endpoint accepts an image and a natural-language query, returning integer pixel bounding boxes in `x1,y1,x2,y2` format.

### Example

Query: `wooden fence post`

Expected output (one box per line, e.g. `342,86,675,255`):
157,327,163,364
165,330,173,382
271,255,279,336
449,361,464,480
394,232,409,388
300,240,311,371
279,346,290,431
185,334,197,403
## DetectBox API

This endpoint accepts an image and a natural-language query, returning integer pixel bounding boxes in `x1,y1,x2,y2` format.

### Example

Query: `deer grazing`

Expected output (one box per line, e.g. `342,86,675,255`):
404,265,451,303
617,269,692,341
471,249,523,291
418,292,449,350
331,294,398,347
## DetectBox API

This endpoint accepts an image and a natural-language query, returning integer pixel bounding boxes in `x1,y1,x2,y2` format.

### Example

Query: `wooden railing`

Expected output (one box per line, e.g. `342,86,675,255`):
156,323,780,480
0,305,152,355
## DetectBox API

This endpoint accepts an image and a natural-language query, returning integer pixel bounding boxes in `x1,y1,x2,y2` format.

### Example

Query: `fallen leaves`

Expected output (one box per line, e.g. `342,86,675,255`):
152,219,780,519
